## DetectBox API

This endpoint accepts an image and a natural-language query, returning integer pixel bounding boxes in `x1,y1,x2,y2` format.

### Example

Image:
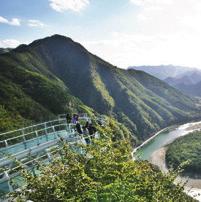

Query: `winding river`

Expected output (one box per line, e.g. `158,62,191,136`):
135,121,201,160
134,121,201,201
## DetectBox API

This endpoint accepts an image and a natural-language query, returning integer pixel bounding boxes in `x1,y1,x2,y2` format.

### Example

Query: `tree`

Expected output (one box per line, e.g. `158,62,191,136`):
11,139,195,202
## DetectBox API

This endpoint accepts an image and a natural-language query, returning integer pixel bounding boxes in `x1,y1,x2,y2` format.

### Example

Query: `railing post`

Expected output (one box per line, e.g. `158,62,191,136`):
23,135,27,150
4,171,13,192
44,122,48,141
4,140,8,147
35,131,40,145
65,124,69,132
31,165,37,177
52,126,58,139
52,126,55,133
46,151,52,162
21,129,27,149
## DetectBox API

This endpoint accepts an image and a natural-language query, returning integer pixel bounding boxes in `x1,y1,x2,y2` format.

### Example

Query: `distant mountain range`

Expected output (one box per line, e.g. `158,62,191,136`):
0,35,199,141
128,65,196,80
129,65,201,97
0,48,11,54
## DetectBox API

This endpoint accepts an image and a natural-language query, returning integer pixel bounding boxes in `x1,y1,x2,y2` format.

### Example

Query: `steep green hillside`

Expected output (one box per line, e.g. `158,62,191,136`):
0,52,92,131
0,35,199,141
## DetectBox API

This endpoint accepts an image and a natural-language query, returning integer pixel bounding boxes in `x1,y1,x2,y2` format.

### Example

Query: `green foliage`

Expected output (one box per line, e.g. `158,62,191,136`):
166,131,201,176
0,51,94,133
0,105,30,132
96,116,132,141
11,140,194,202
90,56,115,111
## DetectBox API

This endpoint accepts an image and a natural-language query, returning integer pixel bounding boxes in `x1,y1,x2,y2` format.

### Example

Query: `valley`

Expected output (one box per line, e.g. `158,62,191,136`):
135,121,201,201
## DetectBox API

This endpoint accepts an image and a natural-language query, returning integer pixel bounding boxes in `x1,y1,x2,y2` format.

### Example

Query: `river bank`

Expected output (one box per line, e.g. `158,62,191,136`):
149,147,201,201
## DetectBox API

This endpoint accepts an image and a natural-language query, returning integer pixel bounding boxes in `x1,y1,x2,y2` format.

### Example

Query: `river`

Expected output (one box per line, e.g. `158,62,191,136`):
134,121,201,201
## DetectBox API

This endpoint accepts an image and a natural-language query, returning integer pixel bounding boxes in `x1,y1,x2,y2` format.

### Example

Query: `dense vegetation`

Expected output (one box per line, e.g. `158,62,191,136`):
0,50,96,133
0,34,199,142
11,139,194,202
166,131,201,176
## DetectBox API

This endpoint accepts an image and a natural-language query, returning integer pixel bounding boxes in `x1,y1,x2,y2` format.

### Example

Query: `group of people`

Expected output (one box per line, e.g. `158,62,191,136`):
66,113,79,124
65,113,97,144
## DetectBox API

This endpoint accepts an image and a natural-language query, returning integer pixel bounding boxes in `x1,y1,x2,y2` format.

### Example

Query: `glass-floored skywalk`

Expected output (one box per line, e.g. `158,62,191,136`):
0,114,94,197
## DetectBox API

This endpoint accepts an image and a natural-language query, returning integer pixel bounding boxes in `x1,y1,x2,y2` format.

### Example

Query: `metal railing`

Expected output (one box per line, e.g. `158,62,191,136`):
0,114,92,149
0,115,92,165
0,131,100,195
0,113,106,197
0,139,84,193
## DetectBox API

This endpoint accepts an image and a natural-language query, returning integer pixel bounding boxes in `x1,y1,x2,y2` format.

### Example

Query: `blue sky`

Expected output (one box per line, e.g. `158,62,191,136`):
0,0,135,44
1,0,201,68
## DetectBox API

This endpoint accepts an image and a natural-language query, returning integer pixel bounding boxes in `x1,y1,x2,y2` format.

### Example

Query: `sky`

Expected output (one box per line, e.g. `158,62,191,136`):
1,0,201,69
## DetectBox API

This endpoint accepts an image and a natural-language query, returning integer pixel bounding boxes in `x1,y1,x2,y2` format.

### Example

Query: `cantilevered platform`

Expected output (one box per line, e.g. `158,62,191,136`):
0,114,96,195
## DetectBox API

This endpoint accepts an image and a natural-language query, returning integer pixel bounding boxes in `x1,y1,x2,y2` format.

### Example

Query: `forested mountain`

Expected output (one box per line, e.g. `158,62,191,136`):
165,70,201,86
129,65,201,97
173,81,201,97
164,71,201,97
0,35,199,141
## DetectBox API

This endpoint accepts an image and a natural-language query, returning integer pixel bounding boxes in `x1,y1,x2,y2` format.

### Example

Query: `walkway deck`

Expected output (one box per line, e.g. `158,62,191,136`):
0,114,95,195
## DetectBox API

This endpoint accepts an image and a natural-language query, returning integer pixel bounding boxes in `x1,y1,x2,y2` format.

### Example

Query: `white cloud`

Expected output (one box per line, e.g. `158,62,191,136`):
130,0,173,7
0,16,21,26
82,0,201,69
0,16,45,28
49,0,90,12
27,20,45,28
0,39,20,48
83,29,201,69
129,0,201,35
83,33,162,68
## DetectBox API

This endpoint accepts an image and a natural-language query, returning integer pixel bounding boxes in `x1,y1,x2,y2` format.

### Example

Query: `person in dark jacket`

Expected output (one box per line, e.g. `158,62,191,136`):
88,123,97,139
75,122,82,135
66,113,71,124
72,114,77,124
82,126,90,144
75,114,79,122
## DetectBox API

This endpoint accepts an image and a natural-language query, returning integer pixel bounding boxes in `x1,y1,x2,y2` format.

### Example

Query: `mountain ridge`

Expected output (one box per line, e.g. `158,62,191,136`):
129,65,198,80
0,34,200,141
129,65,201,97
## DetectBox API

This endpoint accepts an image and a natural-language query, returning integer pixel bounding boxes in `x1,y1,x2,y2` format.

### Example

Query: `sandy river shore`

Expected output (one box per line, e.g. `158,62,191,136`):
149,147,201,201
